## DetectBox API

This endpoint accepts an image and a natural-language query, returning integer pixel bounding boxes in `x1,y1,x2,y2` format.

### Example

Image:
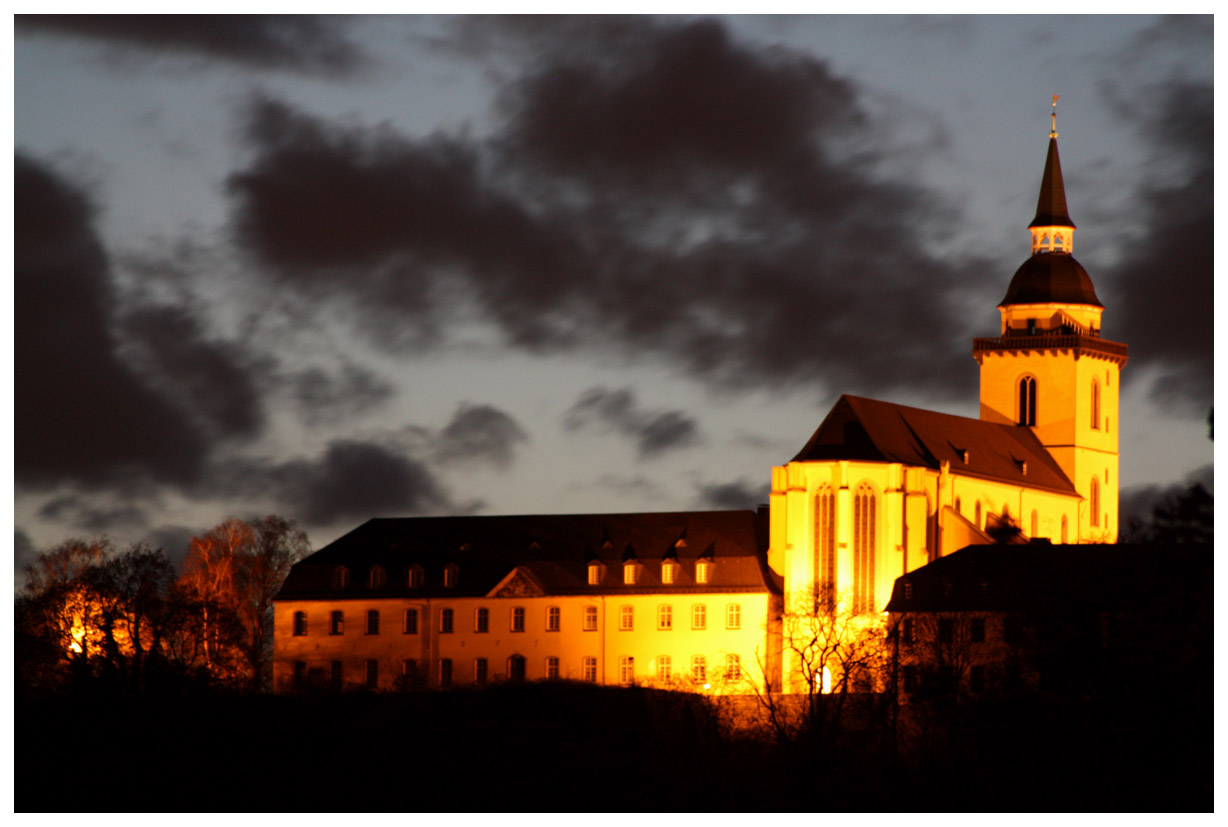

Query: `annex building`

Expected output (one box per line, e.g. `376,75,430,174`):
273,118,1127,695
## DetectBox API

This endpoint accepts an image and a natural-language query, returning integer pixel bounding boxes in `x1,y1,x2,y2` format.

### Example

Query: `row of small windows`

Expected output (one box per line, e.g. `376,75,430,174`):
338,559,717,591
293,653,742,690
595,559,712,586
898,614,1024,647
333,563,458,591
292,602,743,637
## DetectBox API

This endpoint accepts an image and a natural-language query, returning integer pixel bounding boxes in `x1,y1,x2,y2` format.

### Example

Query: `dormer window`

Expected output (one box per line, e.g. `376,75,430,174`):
408,564,424,589
443,563,458,589
368,565,386,589
332,566,349,591
661,561,677,585
696,561,711,585
587,561,603,586
623,562,639,585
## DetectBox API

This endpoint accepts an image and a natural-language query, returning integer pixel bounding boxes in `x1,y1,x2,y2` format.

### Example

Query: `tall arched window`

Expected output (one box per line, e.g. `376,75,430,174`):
853,483,876,614
1030,509,1038,539
1090,477,1100,527
1018,376,1037,426
1091,378,1100,430
813,485,836,609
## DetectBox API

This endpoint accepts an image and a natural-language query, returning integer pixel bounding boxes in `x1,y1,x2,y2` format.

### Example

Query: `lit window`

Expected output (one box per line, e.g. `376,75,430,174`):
365,659,378,689
588,562,602,585
439,658,452,687
619,656,635,685
853,482,877,614
293,611,307,636
546,606,560,632
329,611,344,636
726,603,741,630
403,609,418,634
1090,477,1100,527
725,654,741,681
546,656,560,680
475,607,489,633
619,605,634,631
692,604,706,630
408,565,424,589
443,564,458,588
661,561,676,584
658,604,672,630
475,658,488,686
624,562,638,585
696,561,710,584
657,656,672,681
440,608,454,634
366,609,380,635
814,484,836,608
333,567,349,590
583,656,597,683
691,655,706,682
508,654,526,681
293,661,306,691
368,565,386,589
511,607,525,633
330,660,342,691
971,618,986,643
583,605,598,631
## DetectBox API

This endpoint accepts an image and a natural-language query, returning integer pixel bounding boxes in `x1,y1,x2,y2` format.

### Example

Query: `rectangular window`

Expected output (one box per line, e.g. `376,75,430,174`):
619,656,634,685
440,608,454,634
330,660,342,691
624,564,638,585
657,655,671,680
366,609,380,635
583,605,598,631
293,611,308,636
696,561,710,584
582,656,598,683
971,618,986,643
619,605,634,631
511,607,525,632
691,655,706,682
588,564,601,585
475,658,488,686
938,618,954,643
904,582,913,599
726,603,741,630
439,658,452,687
293,660,306,690
658,604,672,630
661,562,676,584
329,610,344,636
546,656,560,680
546,606,560,632
403,608,418,635
692,604,706,630
366,659,378,689
475,607,489,633
725,654,741,681
443,565,457,588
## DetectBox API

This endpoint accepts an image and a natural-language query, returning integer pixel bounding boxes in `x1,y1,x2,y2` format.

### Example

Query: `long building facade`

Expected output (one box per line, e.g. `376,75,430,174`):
274,119,1127,695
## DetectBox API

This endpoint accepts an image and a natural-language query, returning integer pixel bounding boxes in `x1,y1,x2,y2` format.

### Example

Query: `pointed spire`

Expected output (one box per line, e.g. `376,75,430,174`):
1029,98,1075,230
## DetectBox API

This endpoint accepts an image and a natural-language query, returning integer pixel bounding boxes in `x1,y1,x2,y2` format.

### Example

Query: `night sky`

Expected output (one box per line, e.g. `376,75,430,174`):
13,16,1213,575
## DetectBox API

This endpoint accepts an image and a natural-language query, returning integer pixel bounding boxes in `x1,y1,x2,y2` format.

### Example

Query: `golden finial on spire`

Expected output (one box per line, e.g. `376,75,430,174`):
1050,94,1060,138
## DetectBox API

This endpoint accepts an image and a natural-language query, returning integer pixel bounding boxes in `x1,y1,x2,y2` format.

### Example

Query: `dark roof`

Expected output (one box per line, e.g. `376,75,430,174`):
885,542,1211,613
790,395,1075,493
276,510,778,600
1028,136,1075,229
1000,252,1102,307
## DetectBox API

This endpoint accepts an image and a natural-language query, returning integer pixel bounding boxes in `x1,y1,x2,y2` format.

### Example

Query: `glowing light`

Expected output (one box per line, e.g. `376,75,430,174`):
69,621,86,655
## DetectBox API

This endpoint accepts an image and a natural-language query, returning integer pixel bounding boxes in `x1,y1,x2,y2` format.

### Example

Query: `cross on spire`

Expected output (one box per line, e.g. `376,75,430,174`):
1050,94,1060,138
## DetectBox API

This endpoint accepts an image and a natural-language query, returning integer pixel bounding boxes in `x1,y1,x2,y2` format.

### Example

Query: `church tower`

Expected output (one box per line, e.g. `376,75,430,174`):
974,102,1128,541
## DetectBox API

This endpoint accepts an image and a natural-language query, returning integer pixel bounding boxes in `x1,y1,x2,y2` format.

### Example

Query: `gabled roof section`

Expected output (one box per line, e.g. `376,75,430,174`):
790,395,1075,493
488,566,547,598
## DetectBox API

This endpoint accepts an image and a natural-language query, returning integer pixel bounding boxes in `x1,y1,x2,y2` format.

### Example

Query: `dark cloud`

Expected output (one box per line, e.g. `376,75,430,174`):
563,387,702,459
1106,77,1212,415
226,18,987,402
261,440,451,526
435,403,529,468
16,14,367,76
122,303,265,440
38,493,149,534
15,155,208,490
291,362,394,427
695,477,770,510
141,525,198,570
15,530,39,579
1119,463,1213,527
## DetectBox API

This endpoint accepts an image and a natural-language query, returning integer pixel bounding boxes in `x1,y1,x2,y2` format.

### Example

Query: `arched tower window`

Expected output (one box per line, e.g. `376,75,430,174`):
1018,376,1037,426
813,485,836,609
1091,379,1101,430
1090,477,1100,528
853,483,876,614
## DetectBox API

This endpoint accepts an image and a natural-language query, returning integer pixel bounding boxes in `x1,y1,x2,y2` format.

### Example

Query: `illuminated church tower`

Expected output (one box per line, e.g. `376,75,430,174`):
973,101,1128,541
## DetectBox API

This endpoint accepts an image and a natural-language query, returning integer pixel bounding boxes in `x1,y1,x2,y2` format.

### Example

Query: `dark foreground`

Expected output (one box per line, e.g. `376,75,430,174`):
17,682,1211,812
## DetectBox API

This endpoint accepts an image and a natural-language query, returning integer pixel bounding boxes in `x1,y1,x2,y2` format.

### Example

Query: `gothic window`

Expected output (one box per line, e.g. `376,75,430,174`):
813,485,836,608
1091,379,1101,430
1090,477,1100,528
853,483,877,614
1018,376,1037,426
